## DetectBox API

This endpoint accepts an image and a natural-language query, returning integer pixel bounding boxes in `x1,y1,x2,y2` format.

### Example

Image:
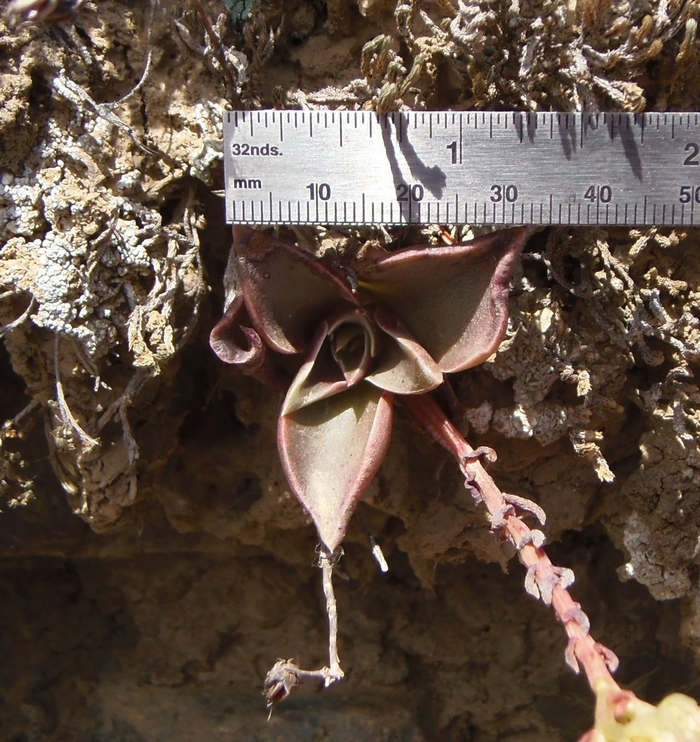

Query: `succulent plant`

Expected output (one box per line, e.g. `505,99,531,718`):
211,225,527,553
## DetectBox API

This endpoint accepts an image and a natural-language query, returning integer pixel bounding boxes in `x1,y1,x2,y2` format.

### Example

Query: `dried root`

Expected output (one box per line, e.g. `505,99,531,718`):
263,547,345,710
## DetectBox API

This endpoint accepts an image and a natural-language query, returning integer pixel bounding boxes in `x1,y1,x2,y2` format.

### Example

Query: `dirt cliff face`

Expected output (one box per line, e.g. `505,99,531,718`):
1,1,700,740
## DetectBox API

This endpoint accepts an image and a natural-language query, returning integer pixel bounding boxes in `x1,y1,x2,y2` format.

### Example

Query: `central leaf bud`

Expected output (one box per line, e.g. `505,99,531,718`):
328,309,381,386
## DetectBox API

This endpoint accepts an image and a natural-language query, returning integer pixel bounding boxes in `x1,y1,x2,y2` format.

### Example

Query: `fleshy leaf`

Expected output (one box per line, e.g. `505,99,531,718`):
328,307,380,386
366,304,444,394
281,319,346,415
278,383,393,552
281,308,380,415
209,295,266,371
357,227,528,373
235,226,357,354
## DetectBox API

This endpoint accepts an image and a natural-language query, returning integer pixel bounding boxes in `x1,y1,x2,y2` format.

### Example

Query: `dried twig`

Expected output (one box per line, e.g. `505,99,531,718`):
50,0,159,157
0,296,36,338
188,0,241,104
53,335,99,452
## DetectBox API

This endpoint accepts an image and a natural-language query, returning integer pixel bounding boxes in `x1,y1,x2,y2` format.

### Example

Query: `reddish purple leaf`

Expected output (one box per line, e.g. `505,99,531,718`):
235,226,357,354
365,305,444,394
209,295,266,371
357,227,528,373
278,383,393,552
282,307,381,415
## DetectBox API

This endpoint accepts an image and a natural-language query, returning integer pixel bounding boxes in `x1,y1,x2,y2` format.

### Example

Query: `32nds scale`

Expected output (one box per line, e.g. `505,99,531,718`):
224,109,700,227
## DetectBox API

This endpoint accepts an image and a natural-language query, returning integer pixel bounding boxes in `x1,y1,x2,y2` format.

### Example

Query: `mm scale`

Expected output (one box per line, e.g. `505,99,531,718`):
223,110,700,227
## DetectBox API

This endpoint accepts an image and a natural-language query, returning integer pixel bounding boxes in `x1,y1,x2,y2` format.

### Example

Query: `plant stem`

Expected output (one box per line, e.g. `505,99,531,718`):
321,549,344,683
403,393,620,694
263,547,344,708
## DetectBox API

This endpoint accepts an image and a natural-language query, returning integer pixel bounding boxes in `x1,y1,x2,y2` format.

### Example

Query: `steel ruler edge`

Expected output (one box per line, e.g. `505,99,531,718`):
223,110,700,227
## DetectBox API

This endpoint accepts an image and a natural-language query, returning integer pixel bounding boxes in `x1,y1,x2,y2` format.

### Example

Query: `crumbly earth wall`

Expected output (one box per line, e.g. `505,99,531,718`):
1,1,700,740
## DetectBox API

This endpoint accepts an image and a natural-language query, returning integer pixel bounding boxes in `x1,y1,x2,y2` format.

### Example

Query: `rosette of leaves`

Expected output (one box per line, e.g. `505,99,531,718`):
210,225,528,553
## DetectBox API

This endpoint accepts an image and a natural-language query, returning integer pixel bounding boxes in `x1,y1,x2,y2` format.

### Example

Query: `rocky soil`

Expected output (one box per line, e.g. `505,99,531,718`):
1,0,700,740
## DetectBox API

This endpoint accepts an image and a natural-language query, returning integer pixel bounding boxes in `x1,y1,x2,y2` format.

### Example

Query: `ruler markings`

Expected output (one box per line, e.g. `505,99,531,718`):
459,114,463,164
225,110,700,225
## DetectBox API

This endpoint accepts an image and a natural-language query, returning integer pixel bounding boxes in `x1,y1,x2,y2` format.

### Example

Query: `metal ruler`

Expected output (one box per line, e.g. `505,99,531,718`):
223,110,700,227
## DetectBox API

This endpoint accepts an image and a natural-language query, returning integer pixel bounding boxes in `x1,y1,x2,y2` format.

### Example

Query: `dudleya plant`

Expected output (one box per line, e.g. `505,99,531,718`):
211,225,700,741
211,225,526,553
